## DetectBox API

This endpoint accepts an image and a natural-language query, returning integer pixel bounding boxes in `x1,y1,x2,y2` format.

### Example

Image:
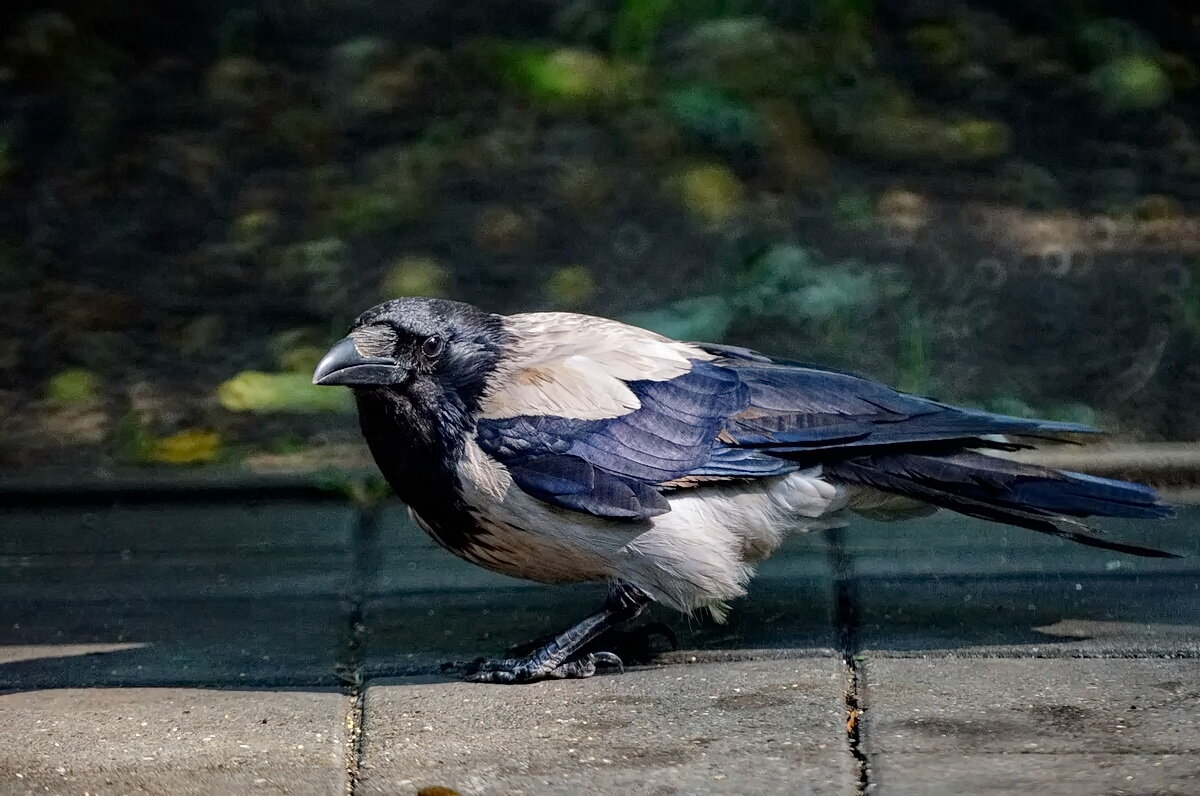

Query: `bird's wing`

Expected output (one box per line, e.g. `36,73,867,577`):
706,349,1096,456
476,334,1096,521
477,359,793,518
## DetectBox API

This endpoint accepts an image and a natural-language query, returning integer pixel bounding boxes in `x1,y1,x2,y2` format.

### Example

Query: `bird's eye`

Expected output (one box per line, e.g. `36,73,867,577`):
421,335,445,359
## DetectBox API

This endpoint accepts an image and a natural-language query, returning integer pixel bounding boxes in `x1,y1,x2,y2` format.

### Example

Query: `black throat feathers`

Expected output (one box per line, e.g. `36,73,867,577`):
354,386,481,554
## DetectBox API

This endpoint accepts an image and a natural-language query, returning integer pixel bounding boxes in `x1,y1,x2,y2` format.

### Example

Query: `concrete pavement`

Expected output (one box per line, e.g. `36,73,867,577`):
1,494,1198,794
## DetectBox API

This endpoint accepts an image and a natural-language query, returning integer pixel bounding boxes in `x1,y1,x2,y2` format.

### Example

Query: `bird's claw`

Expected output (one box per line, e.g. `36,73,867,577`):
464,651,624,684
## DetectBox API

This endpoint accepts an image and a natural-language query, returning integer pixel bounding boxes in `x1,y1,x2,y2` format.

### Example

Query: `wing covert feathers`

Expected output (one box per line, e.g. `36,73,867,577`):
480,313,713,420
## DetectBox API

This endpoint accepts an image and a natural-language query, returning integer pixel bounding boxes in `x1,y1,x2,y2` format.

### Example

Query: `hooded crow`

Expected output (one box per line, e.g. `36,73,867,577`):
313,297,1175,683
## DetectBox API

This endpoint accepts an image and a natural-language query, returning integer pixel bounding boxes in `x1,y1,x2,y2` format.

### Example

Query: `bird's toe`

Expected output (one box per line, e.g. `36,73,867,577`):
461,651,624,684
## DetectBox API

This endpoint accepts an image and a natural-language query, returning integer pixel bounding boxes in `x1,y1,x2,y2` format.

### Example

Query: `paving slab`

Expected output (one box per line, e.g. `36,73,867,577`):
856,572,1200,656
0,550,353,602
0,503,356,689
868,753,1199,795
842,510,1198,578
358,659,855,795
0,597,349,689
0,501,356,555
862,658,1200,793
849,508,1200,656
0,687,350,795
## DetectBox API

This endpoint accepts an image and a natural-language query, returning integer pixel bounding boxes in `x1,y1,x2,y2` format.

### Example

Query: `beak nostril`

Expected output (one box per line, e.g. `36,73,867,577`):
313,336,404,386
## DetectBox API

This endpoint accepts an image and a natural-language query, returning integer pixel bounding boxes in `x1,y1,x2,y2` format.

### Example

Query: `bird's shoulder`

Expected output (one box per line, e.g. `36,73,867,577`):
479,312,715,421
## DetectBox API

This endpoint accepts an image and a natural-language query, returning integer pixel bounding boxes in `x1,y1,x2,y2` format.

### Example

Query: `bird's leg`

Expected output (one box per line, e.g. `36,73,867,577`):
466,583,651,684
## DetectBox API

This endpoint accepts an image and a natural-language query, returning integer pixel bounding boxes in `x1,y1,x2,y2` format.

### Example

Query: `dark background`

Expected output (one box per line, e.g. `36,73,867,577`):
2,0,1199,471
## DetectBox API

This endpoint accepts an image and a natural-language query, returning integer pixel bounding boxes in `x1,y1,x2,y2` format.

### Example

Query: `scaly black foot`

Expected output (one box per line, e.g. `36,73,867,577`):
458,583,651,685
465,651,624,684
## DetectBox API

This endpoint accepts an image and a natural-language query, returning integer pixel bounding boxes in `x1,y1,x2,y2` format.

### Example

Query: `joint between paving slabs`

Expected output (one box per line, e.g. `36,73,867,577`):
825,526,873,795
339,505,379,794
344,691,366,796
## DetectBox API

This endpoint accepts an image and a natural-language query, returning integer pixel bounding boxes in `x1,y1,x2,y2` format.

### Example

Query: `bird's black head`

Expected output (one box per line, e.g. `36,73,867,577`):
313,297,507,416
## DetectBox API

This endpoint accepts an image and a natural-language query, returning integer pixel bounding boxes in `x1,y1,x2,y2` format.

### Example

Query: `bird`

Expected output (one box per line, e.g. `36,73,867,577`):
313,297,1175,683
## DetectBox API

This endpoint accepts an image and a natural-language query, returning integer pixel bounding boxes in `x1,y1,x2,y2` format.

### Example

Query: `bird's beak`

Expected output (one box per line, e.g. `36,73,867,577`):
312,336,405,386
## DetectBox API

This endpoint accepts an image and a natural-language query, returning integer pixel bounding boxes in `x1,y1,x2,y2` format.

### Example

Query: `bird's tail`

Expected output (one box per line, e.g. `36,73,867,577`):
827,450,1177,557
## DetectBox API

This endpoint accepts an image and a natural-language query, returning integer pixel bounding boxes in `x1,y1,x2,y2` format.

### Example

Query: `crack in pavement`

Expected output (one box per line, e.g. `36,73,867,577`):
339,505,381,795
826,526,873,795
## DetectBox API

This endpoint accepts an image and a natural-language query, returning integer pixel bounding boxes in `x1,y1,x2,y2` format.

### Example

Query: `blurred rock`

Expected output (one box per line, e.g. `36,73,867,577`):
231,208,280,247
999,161,1065,211
204,55,271,110
908,23,965,70
0,338,20,372
330,37,393,82
364,49,446,116
617,108,683,164
474,205,537,255
1002,35,1067,81
1136,194,1183,222
41,404,109,446
759,100,830,191
877,188,930,242
175,314,226,357
269,106,337,162
1163,53,1199,91
848,112,948,161
946,118,1011,160
43,285,139,339
554,161,613,212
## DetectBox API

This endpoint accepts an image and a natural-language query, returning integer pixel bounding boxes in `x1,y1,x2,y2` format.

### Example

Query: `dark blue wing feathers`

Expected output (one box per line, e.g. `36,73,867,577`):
477,360,749,517
505,454,670,518
476,349,1169,544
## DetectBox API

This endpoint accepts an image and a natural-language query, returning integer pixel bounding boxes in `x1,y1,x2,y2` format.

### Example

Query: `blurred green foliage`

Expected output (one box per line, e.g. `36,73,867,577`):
732,244,906,322
628,295,734,341
147,429,223,465
1089,55,1171,111
3,0,1198,470
666,85,761,153
382,256,450,299
218,372,354,414
45,369,101,406
612,0,675,59
488,42,645,110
